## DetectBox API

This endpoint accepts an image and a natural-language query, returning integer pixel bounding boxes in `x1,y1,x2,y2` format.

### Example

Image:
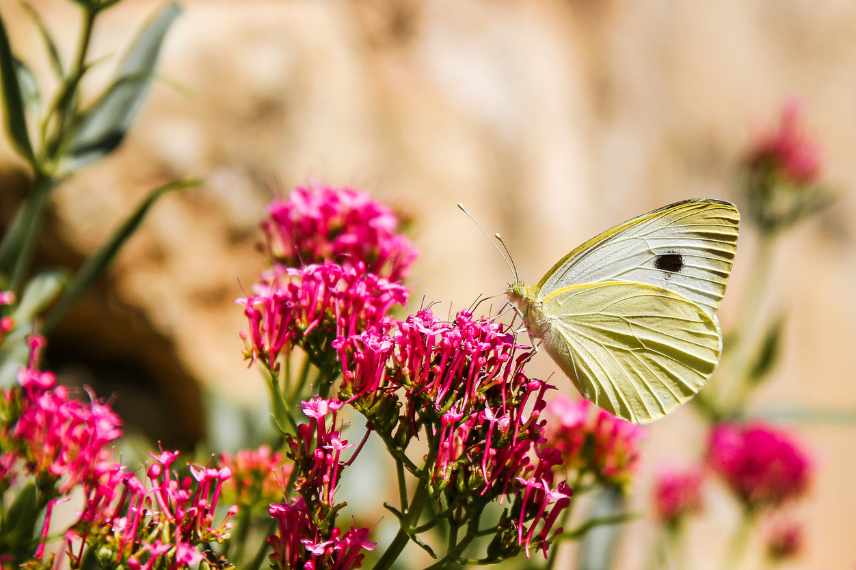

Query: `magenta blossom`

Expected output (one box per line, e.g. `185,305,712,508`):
544,395,643,487
238,262,407,370
652,468,704,526
262,185,417,281
12,337,121,494
267,499,375,570
707,423,811,511
747,100,821,185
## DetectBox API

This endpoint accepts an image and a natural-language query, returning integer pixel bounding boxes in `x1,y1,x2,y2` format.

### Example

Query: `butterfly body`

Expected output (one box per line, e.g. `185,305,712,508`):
506,199,739,424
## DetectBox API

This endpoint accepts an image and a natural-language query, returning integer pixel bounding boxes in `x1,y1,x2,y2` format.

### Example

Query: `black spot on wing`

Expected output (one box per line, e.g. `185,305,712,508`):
654,253,684,273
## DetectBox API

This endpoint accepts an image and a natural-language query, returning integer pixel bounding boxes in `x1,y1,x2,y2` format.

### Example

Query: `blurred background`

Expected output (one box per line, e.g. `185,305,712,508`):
1,0,854,568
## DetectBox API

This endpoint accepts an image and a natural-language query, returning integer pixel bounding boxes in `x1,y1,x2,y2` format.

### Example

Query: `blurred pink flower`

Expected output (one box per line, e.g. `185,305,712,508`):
220,444,293,505
707,423,811,511
748,100,821,185
652,468,704,525
545,395,643,486
263,185,417,281
766,520,803,562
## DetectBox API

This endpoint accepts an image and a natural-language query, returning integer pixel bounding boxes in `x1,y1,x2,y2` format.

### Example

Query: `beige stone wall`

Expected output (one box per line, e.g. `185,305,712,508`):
2,0,854,567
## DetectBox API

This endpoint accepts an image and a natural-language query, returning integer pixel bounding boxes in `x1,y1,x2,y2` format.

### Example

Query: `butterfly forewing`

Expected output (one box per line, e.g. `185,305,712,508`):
541,281,722,423
536,200,739,316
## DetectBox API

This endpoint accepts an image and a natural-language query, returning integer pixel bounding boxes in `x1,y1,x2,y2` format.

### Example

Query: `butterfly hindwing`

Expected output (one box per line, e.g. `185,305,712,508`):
540,280,722,423
536,199,739,316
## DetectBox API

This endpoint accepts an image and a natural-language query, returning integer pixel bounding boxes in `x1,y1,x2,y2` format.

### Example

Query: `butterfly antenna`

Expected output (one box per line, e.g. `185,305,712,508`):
493,232,520,284
456,203,519,283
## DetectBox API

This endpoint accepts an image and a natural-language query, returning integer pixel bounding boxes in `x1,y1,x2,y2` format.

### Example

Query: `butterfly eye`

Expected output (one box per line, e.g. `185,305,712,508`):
655,253,684,273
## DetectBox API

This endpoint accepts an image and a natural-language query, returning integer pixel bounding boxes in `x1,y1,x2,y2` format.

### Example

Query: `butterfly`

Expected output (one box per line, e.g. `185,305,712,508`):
507,199,740,424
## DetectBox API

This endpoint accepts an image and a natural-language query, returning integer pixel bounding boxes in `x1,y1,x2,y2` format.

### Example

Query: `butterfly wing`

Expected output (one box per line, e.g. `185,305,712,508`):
541,281,721,423
536,199,739,317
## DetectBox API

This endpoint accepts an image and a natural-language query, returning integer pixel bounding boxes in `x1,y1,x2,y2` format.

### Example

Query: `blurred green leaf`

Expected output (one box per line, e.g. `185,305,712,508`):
0,481,39,556
14,57,39,111
14,270,66,325
0,14,35,165
557,512,638,542
748,315,785,383
20,1,64,78
0,271,65,387
577,487,626,570
65,2,182,170
44,178,198,331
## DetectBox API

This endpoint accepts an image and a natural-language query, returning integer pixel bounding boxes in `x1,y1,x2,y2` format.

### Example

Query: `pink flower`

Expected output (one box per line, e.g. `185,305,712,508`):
238,263,407,369
262,185,417,281
747,100,821,185
13,358,122,494
544,395,643,486
766,520,803,562
515,478,572,558
268,499,374,570
652,468,704,525
707,423,811,511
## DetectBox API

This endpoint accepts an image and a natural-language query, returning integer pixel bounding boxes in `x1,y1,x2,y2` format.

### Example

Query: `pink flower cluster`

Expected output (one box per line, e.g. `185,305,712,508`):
262,185,417,282
707,423,811,511
747,100,821,185
62,451,237,568
267,397,374,570
12,337,121,494
268,499,375,570
545,395,643,487
221,444,293,505
652,468,704,526
337,309,572,556
239,263,407,370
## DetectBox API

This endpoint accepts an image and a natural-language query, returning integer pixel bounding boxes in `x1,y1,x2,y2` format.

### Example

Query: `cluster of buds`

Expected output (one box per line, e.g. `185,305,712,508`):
262,185,417,282
544,395,643,488
743,100,829,232
239,262,407,372
652,468,704,528
707,423,811,512
267,397,374,569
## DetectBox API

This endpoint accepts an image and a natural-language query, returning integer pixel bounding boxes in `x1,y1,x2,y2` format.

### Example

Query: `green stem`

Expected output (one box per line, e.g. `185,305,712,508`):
374,477,431,570
246,518,276,570
718,233,778,412
395,458,408,510
288,355,312,404
725,511,755,570
263,367,296,435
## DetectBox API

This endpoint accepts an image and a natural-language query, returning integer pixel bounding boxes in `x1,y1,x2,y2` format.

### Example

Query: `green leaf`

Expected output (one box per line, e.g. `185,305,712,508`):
0,481,39,555
43,179,198,331
0,14,35,165
65,2,182,170
19,1,64,78
748,316,785,383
